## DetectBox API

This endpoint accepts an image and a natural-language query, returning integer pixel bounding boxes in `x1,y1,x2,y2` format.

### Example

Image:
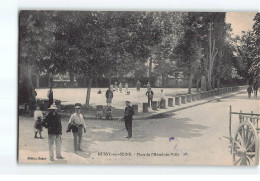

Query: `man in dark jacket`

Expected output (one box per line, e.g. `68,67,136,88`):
124,101,134,139
146,89,154,107
253,83,258,98
42,104,64,161
105,87,113,107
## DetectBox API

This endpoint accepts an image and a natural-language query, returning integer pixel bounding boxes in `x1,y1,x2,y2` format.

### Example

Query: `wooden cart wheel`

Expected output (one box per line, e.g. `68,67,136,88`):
232,121,259,166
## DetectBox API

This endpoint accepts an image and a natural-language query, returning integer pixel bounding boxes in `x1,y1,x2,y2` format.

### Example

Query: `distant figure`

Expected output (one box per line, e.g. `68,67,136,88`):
247,85,253,99
136,80,141,92
124,101,134,139
146,89,154,107
110,84,114,92
106,87,114,107
125,83,128,92
96,107,103,119
126,91,130,95
159,89,165,108
47,87,53,108
97,89,102,94
34,105,43,139
119,83,123,93
253,83,258,98
114,82,118,92
147,82,151,91
106,106,112,120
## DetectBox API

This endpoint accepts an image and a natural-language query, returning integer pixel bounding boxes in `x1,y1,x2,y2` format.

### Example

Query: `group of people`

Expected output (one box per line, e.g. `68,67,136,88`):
34,82,163,161
247,83,259,99
33,98,135,162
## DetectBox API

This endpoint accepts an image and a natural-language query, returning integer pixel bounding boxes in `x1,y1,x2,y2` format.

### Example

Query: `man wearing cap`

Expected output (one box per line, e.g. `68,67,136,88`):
67,103,86,153
124,101,134,139
42,104,64,161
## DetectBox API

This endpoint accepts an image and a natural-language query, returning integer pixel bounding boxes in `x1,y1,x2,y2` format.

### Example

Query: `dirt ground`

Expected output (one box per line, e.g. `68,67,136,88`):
18,92,260,165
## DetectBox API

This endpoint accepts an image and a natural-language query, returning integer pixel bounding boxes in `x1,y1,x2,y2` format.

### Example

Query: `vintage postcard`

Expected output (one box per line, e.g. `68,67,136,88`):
18,11,260,165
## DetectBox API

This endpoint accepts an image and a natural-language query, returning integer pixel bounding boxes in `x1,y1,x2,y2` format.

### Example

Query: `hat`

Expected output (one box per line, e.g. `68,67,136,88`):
48,104,58,110
75,103,81,109
126,100,130,103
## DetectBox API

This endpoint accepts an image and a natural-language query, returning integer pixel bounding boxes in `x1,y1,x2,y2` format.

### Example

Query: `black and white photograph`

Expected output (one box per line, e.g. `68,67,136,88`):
18,10,260,166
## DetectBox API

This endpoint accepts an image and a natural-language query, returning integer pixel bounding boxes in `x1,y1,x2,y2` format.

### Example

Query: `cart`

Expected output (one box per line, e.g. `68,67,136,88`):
228,106,260,166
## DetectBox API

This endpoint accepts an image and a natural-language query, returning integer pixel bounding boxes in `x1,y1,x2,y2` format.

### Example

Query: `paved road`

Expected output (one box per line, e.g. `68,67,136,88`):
19,92,259,165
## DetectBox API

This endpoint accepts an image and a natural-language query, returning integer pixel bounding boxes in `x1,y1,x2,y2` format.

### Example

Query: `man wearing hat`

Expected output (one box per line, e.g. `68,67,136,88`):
42,104,64,161
67,103,86,153
124,101,134,139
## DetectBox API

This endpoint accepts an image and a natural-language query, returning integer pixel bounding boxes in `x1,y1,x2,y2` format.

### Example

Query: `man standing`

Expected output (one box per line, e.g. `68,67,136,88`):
124,101,134,139
147,82,151,91
67,103,86,153
146,89,154,107
47,87,53,108
42,104,64,161
125,83,129,92
159,89,165,108
119,82,123,93
247,85,253,99
106,87,113,107
136,80,141,92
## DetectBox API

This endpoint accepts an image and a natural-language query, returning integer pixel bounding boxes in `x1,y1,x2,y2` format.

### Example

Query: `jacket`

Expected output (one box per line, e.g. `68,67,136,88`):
42,112,62,135
106,90,113,99
124,106,134,120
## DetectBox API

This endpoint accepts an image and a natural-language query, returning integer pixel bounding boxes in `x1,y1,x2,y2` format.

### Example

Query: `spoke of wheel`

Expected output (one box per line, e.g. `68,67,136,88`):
241,126,245,144
240,157,247,166
237,132,245,147
246,140,255,151
246,152,256,156
234,140,243,150
245,125,249,145
246,132,253,148
246,155,255,165
234,157,242,166
246,157,251,165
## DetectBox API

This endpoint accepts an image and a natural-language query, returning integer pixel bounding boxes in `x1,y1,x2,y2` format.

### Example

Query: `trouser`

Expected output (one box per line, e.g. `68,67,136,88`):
73,126,83,151
48,134,61,158
248,92,251,98
254,90,258,97
48,99,53,108
148,97,153,107
125,118,132,137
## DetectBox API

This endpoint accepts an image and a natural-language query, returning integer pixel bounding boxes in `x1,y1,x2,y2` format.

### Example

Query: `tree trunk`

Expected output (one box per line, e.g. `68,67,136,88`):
95,76,98,88
83,73,87,88
201,75,207,91
70,72,74,87
108,76,112,87
161,74,165,88
48,73,52,88
212,75,215,89
148,58,152,82
35,71,40,88
217,78,221,88
196,78,200,92
86,78,93,107
188,73,193,94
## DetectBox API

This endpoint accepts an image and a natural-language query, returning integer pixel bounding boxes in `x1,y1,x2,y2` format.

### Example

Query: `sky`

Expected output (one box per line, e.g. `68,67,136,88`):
226,12,257,36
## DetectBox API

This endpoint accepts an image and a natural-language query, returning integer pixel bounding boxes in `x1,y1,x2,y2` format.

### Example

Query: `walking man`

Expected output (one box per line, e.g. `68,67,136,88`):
47,87,54,108
42,104,64,161
67,103,86,153
124,101,134,139
146,89,154,107
125,83,129,92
